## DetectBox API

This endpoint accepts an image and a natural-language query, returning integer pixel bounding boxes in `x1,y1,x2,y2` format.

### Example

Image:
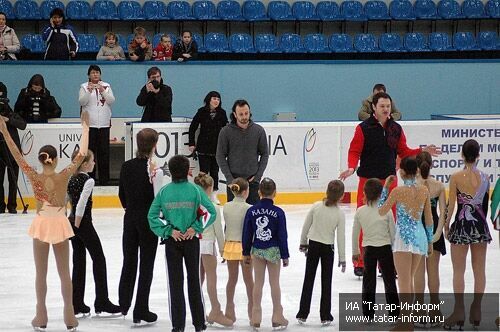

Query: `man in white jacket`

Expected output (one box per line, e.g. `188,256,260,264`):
79,65,114,185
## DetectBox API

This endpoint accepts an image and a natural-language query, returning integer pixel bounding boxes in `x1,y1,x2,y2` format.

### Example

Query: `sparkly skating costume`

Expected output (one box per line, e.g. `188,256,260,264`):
448,171,492,245
428,197,446,255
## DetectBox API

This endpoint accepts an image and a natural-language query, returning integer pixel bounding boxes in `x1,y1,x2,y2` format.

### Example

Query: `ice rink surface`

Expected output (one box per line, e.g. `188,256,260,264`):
0,204,498,331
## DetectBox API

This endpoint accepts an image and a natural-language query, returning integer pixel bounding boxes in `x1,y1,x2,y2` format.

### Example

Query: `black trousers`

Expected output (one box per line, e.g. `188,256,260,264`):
164,236,205,330
118,213,158,314
362,245,399,318
198,154,219,191
296,240,334,321
89,127,110,185
70,217,109,308
226,180,260,205
0,140,19,212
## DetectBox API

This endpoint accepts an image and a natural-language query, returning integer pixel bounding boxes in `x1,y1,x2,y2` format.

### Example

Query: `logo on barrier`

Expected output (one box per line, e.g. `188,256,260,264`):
303,128,319,188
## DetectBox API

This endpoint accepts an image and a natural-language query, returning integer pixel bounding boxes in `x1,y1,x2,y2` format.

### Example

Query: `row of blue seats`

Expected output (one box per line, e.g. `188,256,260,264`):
21,31,499,54
1,0,499,20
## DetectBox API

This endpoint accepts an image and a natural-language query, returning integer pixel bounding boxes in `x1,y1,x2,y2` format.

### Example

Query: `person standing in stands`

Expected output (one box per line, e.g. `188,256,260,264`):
137,66,173,123
42,8,78,60
173,30,198,62
358,84,401,121
79,65,114,186
15,74,62,123
0,12,20,60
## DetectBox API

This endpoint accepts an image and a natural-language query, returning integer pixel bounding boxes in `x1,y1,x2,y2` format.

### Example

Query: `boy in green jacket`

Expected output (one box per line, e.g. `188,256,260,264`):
148,155,216,332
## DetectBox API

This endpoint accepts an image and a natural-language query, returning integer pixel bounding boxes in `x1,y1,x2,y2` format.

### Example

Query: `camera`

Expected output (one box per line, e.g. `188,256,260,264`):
150,80,161,89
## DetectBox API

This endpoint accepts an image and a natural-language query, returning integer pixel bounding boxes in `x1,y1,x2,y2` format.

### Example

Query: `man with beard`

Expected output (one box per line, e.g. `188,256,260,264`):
137,67,173,122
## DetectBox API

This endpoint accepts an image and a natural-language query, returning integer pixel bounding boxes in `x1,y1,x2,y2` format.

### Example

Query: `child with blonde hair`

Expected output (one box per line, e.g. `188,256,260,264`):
97,31,125,60
152,34,173,61
128,27,152,62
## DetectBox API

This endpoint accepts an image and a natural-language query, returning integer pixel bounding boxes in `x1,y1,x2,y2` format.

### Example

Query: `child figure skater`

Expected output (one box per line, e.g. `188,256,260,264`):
378,157,434,330
0,112,89,331
193,172,233,327
223,178,254,323
67,149,120,317
296,180,346,326
352,179,399,321
242,178,289,330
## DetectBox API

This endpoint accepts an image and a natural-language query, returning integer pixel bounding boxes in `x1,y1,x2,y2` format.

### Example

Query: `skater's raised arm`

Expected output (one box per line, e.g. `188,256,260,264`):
63,111,90,175
0,115,36,178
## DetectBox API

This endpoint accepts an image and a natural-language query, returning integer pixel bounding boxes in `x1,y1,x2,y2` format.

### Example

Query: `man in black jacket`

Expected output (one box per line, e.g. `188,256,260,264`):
137,67,173,122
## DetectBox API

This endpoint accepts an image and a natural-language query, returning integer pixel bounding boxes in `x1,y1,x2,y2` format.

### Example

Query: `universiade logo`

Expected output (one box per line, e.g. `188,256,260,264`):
303,128,318,189
21,130,34,156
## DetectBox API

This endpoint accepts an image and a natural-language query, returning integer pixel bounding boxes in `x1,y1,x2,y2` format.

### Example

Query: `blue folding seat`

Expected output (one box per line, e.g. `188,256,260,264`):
414,0,438,19
77,34,100,52
21,34,34,51
279,33,303,52
486,0,500,18
268,1,293,20
329,33,354,52
254,33,279,52
168,1,193,19
192,33,205,52
112,34,128,51
389,0,415,20
316,1,341,20
230,33,255,52
22,34,46,53
0,0,14,19
152,33,162,48
478,31,498,50
143,1,168,19
204,32,229,52
118,1,144,20
354,33,379,52
429,32,454,50
403,32,429,51
242,0,267,21
93,0,119,20
437,0,463,19
14,0,41,19
462,0,486,18
217,0,244,20
341,1,367,21
193,1,218,20
379,33,404,51
365,0,389,20
40,0,64,19
66,1,92,20
292,1,318,20
453,32,477,50
303,33,328,52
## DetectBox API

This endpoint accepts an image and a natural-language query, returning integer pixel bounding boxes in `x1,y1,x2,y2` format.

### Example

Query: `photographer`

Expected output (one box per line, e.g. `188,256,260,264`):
137,67,173,122
15,74,62,123
0,82,26,214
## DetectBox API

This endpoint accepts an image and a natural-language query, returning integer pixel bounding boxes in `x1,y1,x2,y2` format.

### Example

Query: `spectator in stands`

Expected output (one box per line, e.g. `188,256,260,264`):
97,31,125,61
137,67,173,122
42,8,78,60
173,30,198,62
358,84,401,121
79,65,114,186
128,27,152,62
152,34,173,61
0,12,20,60
15,74,62,123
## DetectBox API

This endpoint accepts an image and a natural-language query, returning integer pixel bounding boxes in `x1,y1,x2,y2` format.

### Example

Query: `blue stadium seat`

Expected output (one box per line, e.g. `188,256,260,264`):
292,1,319,20
303,33,329,52
389,0,415,20
403,32,429,51
168,1,193,19
268,1,294,20
354,33,379,52
14,0,41,19
341,1,367,21
329,33,354,52
414,0,438,19
279,33,303,52
204,32,229,52
230,33,255,52
429,32,454,51
0,0,14,19
254,33,279,52
453,32,478,50
486,0,500,18
242,0,267,21
152,33,162,48
118,1,144,20
437,0,463,19
478,31,498,50
66,1,92,20
77,34,100,52
364,0,389,20
462,0,486,18
217,0,244,20
193,0,218,20
21,33,46,53
143,1,168,20
114,34,128,51
93,0,119,20
40,0,64,19
316,1,342,20
192,33,205,52
379,33,404,51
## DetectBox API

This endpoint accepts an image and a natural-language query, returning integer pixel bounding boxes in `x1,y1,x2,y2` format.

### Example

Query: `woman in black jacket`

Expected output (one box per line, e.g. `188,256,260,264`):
15,74,62,123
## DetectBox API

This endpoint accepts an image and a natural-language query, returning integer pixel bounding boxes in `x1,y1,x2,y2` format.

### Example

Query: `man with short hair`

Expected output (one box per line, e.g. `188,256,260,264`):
216,99,269,204
137,66,173,122
358,84,401,121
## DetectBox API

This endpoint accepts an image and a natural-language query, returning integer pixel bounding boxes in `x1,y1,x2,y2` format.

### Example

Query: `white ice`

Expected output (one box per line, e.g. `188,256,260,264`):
0,204,498,331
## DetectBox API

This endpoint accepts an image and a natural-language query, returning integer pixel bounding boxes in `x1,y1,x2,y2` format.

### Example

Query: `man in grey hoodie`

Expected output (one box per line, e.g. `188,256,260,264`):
216,99,269,204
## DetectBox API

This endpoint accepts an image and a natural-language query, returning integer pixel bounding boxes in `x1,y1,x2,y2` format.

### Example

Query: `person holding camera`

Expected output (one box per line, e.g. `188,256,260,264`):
0,82,26,214
15,74,62,123
79,65,114,186
0,12,20,61
137,67,173,123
